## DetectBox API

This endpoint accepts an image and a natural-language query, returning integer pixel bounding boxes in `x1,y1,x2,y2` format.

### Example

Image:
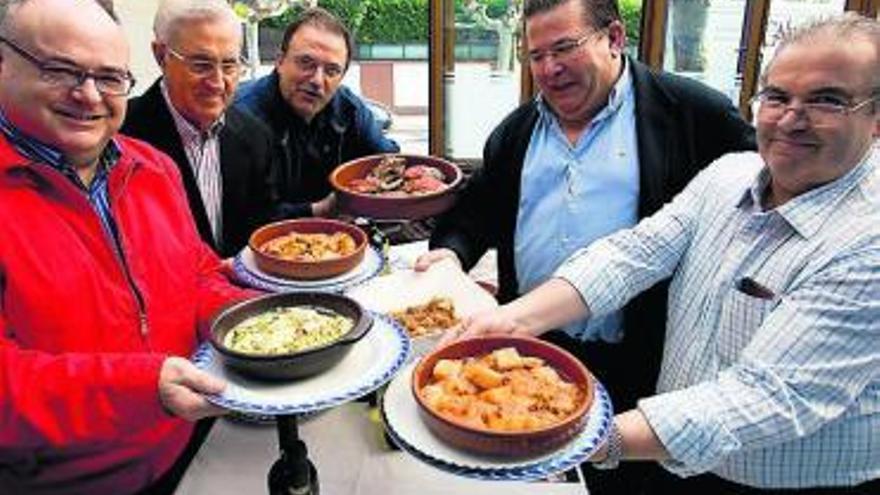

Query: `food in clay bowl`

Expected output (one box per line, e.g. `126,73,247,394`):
209,292,373,380
390,297,461,355
330,154,463,220
411,336,593,457
248,218,368,280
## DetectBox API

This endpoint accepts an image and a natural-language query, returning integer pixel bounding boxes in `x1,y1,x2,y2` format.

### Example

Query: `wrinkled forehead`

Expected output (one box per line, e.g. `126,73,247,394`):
763,34,878,93
165,14,242,51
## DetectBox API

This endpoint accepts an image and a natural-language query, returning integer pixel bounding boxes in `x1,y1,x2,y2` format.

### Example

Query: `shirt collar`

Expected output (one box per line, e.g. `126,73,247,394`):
737,145,879,238
0,107,120,179
160,78,225,140
535,56,632,125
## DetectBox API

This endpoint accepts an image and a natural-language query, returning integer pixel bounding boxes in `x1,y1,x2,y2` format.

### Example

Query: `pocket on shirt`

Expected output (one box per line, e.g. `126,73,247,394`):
715,289,778,366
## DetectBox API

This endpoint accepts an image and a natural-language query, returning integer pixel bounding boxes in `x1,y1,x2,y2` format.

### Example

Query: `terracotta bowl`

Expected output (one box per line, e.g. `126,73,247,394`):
249,218,367,280
210,292,373,381
330,153,463,220
411,335,593,457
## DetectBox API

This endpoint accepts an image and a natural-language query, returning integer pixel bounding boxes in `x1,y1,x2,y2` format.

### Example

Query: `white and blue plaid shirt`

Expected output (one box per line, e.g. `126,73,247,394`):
556,147,880,488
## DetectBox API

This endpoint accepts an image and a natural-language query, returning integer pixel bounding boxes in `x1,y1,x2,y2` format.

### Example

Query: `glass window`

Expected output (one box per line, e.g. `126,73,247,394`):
443,0,523,160
620,0,643,58
239,2,430,155
759,0,846,74
662,0,748,103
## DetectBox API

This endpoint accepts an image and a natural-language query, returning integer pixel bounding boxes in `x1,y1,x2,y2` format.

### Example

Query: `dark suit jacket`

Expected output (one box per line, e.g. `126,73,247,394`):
430,59,757,411
122,80,279,257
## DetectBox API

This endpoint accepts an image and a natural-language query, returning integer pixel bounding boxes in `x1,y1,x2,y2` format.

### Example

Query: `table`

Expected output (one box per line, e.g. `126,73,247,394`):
175,403,589,495
178,241,589,494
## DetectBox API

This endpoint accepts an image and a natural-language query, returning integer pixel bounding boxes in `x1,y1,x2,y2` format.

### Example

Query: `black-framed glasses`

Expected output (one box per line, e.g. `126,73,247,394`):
165,46,244,77
524,29,604,65
0,36,135,96
751,88,878,126
286,53,344,80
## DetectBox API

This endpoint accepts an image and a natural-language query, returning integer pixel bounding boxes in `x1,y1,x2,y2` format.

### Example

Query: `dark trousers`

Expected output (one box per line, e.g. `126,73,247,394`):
136,417,216,495
643,464,880,495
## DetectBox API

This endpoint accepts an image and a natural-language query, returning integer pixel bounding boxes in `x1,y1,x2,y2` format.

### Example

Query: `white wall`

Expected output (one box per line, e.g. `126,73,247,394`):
115,0,162,96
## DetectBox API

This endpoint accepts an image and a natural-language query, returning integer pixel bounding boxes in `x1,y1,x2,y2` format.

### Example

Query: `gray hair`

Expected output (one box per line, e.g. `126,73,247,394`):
761,12,880,91
0,0,26,34
153,0,239,44
1,0,117,34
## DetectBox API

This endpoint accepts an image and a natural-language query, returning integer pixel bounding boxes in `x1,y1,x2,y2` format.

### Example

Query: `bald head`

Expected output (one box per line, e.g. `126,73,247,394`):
761,13,880,92
1,0,118,36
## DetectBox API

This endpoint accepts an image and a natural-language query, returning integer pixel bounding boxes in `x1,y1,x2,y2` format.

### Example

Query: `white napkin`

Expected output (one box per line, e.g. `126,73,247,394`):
347,258,497,316
346,259,498,354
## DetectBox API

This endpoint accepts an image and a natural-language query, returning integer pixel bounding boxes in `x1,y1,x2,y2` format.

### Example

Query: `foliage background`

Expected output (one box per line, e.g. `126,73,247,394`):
261,0,642,47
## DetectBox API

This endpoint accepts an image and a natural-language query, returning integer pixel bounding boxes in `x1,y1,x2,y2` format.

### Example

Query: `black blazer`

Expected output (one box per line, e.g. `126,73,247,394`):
122,80,279,257
431,59,757,410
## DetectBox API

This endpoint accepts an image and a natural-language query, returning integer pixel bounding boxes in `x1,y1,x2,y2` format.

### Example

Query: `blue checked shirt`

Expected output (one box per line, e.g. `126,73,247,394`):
0,110,121,245
556,147,880,488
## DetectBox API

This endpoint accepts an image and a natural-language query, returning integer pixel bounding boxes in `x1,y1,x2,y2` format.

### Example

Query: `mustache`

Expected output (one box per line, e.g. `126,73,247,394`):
297,81,322,96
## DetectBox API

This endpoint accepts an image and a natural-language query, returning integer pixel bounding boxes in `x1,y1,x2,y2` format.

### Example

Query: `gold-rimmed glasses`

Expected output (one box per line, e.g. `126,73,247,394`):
286,53,345,80
165,46,244,77
523,29,604,65
752,88,878,126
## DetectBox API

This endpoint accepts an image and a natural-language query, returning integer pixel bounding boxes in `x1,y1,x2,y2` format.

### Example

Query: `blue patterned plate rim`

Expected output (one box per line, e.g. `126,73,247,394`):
192,312,411,416
233,245,384,292
380,363,612,481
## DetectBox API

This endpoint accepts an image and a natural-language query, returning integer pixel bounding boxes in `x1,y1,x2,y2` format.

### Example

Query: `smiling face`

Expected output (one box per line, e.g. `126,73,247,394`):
525,0,624,130
157,16,242,131
275,24,348,123
0,0,128,168
757,35,879,206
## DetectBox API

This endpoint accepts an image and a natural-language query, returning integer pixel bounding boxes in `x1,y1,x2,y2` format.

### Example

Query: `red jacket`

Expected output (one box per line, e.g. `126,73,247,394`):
0,134,253,494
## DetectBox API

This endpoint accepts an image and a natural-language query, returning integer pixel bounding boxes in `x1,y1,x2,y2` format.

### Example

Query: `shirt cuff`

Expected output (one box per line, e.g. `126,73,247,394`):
638,382,742,477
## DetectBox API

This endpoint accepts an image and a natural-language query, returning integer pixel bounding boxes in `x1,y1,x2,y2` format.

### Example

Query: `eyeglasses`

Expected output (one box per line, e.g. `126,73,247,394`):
524,30,603,65
165,46,244,77
0,36,135,96
287,53,344,80
752,88,878,126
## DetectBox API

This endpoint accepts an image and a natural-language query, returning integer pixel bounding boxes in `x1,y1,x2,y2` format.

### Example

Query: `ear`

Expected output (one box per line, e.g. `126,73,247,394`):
151,41,165,69
606,20,627,58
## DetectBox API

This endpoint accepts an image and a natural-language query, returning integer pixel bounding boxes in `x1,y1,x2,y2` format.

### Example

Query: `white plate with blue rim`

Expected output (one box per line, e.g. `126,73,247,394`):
192,313,410,416
232,245,386,293
380,362,612,481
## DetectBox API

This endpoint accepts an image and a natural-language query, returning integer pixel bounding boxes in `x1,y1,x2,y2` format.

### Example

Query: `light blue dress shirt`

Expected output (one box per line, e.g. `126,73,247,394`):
557,148,880,488
515,61,639,343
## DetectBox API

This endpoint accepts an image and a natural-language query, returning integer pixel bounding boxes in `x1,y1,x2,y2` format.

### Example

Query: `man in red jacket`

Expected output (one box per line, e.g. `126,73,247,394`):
0,0,252,493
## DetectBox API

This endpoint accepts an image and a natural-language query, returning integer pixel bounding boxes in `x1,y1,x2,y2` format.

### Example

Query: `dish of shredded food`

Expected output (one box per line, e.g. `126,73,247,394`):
259,231,357,262
390,297,459,337
419,347,587,432
223,306,353,355
347,155,447,196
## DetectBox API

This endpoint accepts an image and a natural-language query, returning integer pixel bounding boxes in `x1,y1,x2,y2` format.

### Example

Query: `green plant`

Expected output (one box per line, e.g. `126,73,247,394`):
259,0,429,44
619,0,643,46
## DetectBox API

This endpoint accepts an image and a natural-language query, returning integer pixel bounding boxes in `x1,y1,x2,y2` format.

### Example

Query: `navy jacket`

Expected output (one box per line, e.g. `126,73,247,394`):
235,72,399,217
